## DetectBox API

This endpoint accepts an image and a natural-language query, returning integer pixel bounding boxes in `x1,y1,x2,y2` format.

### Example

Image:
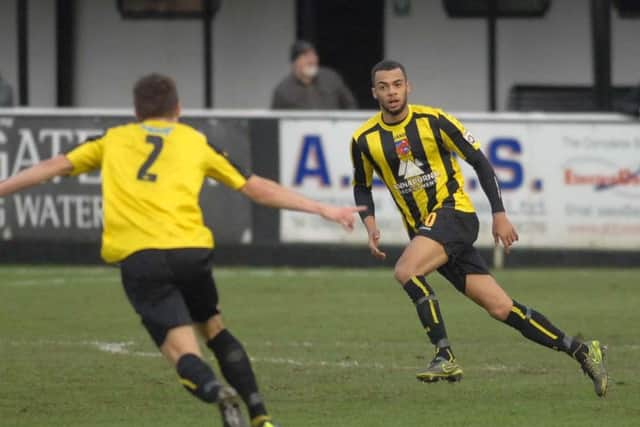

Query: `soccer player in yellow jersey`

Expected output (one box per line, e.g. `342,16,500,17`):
351,60,608,396
0,74,364,427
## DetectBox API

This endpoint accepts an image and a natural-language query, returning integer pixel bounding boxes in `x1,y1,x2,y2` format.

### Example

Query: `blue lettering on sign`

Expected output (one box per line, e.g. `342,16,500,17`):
340,175,385,187
294,135,330,186
488,138,523,190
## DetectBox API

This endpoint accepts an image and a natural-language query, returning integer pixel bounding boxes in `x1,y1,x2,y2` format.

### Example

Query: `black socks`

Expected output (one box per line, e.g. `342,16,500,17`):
176,353,221,403
207,329,268,420
403,276,454,360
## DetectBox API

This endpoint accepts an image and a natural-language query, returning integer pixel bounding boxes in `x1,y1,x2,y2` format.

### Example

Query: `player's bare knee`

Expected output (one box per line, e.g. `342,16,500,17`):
486,299,512,321
160,325,202,365
201,314,225,340
393,262,414,284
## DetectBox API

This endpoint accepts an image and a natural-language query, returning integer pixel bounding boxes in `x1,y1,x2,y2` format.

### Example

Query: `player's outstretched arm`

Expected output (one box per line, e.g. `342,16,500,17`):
0,154,73,197
240,175,364,230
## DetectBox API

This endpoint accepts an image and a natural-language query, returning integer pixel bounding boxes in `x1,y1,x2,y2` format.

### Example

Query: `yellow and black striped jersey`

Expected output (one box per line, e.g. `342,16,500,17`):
66,119,249,263
350,104,486,233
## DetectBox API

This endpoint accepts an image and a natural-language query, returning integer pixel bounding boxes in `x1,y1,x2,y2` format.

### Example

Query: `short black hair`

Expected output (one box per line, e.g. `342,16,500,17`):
370,60,407,86
133,73,179,121
290,40,315,62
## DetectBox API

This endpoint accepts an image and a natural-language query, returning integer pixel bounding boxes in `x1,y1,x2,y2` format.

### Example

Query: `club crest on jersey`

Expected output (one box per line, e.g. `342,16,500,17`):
395,138,411,157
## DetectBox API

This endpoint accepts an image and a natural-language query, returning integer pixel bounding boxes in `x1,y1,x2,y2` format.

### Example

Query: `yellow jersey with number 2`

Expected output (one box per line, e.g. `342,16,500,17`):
66,119,248,263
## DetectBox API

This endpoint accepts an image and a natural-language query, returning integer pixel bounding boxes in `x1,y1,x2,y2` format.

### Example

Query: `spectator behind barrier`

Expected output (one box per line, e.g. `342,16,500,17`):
0,73,14,107
271,40,357,110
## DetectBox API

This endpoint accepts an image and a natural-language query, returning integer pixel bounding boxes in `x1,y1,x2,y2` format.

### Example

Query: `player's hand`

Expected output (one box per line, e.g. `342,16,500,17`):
492,212,519,254
368,229,387,260
320,205,366,231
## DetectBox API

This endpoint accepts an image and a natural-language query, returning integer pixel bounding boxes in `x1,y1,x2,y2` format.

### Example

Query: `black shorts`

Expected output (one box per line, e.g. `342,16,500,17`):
414,208,490,293
120,248,219,347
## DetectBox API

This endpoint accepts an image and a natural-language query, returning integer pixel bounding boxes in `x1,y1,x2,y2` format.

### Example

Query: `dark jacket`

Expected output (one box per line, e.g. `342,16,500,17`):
271,67,357,110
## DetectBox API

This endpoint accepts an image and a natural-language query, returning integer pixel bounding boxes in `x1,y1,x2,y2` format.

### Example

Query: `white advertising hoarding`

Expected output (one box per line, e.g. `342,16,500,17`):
280,115,640,250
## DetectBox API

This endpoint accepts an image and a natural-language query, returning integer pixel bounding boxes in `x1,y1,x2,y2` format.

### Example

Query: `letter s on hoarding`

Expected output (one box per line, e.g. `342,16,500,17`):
488,138,523,190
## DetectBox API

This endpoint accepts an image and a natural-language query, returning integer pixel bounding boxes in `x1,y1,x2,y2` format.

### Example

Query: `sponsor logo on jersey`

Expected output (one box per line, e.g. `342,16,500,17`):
398,158,424,179
393,137,437,194
394,166,438,195
463,130,475,144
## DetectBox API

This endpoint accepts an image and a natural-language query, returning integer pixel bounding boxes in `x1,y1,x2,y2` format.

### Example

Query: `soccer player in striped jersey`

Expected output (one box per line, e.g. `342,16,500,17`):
0,74,363,426
350,60,608,396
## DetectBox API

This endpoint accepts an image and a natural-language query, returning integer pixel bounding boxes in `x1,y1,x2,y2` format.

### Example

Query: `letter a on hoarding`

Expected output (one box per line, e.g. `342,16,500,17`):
294,135,330,186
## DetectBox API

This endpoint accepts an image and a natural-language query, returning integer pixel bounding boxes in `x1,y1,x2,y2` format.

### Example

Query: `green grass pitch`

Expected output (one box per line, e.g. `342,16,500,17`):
1,266,639,426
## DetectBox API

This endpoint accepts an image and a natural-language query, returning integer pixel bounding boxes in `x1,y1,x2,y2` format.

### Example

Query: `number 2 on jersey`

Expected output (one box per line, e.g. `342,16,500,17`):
137,135,164,182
